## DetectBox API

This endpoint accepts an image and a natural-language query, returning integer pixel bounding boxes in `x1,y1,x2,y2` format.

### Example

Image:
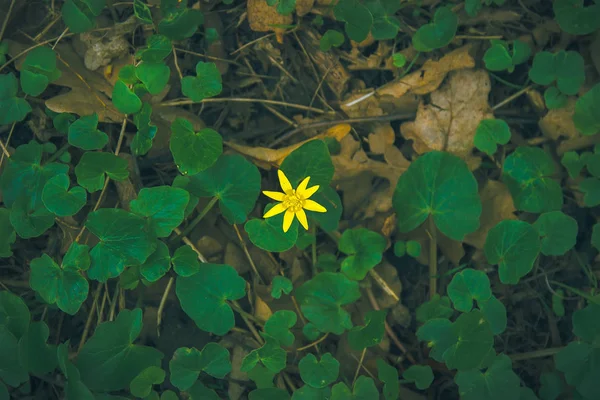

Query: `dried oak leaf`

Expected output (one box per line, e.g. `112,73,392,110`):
247,0,293,43
400,69,493,162
464,180,516,249
539,98,580,140
378,45,475,99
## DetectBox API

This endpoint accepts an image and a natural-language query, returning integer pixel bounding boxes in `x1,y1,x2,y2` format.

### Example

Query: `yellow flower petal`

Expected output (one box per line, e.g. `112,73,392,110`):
282,210,295,232
301,185,320,199
277,170,293,194
296,176,311,196
296,209,309,230
303,199,326,213
263,202,287,218
263,191,285,201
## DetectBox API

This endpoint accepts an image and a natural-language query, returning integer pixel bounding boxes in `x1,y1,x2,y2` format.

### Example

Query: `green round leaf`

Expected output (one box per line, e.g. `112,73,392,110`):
474,119,511,156
403,365,434,390
169,343,231,391
248,364,275,389
478,295,507,335
271,276,293,299
42,174,87,217
580,178,600,207
502,147,563,213
241,338,287,374
139,241,171,282
172,245,200,277
483,41,512,72
348,310,387,351
112,80,142,114
0,291,31,338
544,86,568,110
10,200,55,238
295,272,360,334
553,0,600,35
416,294,454,323
339,228,386,280
366,0,401,40
61,0,105,33
130,366,165,398
0,73,32,125
187,381,220,400
136,62,170,95
447,268,492,313
302,323,321,341
484,220,540,284
170,118,223,176
455,354,520,400
130,185,190,237
530,50,585,96
0,325,28,386
528,51,555,86
572,303,600,343
136,34,172,63
176,263,246,335
320,30,344,52
444,310,494,371
574,83,600,136
417,319,455,363
412,6,458,52
264,310,297,347
245,213,299,253
181,61,222,102
333,0,373,42
17,321,57,375
181,154,261,224
132,102,157,156
249,388,291,400
377,359,399,400
393,150,482,241
299,353,339,389
75,152,129,192
280,139,335,188
292,385,331,400
331,376,378,400
393,241,406,257
21,47,61,96
555,341,600,400
406,240,421,257
539,371,565,400
533,211,578,256
159,7,204,41
68,113,108,150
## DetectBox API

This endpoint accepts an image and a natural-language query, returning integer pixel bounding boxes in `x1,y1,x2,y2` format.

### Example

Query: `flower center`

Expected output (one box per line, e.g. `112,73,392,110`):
282,190,305,212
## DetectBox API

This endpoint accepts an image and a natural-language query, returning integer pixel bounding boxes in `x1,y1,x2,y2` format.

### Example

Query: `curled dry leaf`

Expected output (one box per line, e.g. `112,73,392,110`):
539,98,580,140
400,69,493,163
464,180,516,249
377,45,475,99
247,0,293,44
225,123,351,168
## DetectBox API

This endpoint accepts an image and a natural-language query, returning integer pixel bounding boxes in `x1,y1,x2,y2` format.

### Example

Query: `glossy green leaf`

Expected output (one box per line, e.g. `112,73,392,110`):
393,150,482,241
136,34,172,63
271,276,293,299
502,147,563,213
86,208,157,282
484,220,540,284
319,30,344,52
130,366,165,398
412,6,458,52
483,40,530,72
133,0,153,24
112,80,142,114
181,154,261,224
331,376,379,400
393,241,406,257
280,140,335,188
333,0,373,42
169,343,231,390
338,228,386,280
529,50,585,95
573,83,600,136
0,73,32,125
75,152,129,192
264,310,296,347
241,338,287,373
67,113,108,150
61,0,105,33
474,119,511,156
444,310,495,371
41,174,87,217
9,197,55,238
29,249,89,315
0,326,28,386
533,211,578,256
306,186,342,232
348,310,386,351
171,245,200,277
246,212,298,253
20,47,61,96
169,118,222,176
295,272,360,334
478,295,507,335
18,321,57,375
416,294,454,323
76,309,163,391
315,253,339,272
0,208,16,257
187,381,219,400
555,341,600,400
553,0,600,35
544,87,568,110
377,359,399,400
392,53,407,68
403,365,433,390
448,268,492,313
136,62,170,95
139,241,171,282
159,7,203,41
181,62,222,102
176,263,246,335
298,353,339,389
130,185,189,237
0,291,30,338
455,354,520,400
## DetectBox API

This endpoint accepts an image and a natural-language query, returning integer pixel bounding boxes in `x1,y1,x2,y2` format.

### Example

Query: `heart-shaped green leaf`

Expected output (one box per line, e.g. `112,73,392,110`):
61,0,105,33
416,294,454,323
245,209,299,253
139,241,171,282
17,321,58,375
169,343,231,391
241,338,287,374
333,0,373,42
172,245,200,277
112,80,142,114
130,366,165,398
348,310,387,351
130,185,189,237
529,50,585,95
573,83,600,136
271,276,293,299
447,268,492,313
159,7,204,41
455,354,520,400
553,0,600,35
366,0,402,40
338,228,386,280
403,365,434,390
377,359,399,400
533,211,578,256
280,139,335,187
319,30,344,52
478,295,507,335
68,113,108,150
181,62,222,102
474,119,511,155
299,353,339,389
443,310,494,371
75,152,129,192
0,208,16,257
0,73,32,125
41,174,87,217
20,46,61,96
169,118,222,176
136,62,170,95
264,310,297,347
133,0,153,24
412,6,458,52
136,34,172,63
331,376,378,400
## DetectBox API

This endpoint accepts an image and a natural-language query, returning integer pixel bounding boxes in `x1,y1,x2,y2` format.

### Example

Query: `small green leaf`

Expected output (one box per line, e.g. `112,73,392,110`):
302,323,321,341
159,7,203,41
41,174,87,217
573,83,600,136
377,359,399,400
403,365,433,390
483,41,511,71
75,152,129,192
247,364,275,389
484,220,540,284
136,34,172,63
406,240,421,257
447,268,492,313
331,376,379,400
130,185,190,237
339,228,386,280
455,354,520,400
0,208,16,257
320,30,344,52
181,62,222,102
366,0,402,40
112,80,142,114
316,253,339,272
533,211,578,256
76,309,163,391
170,245,199,277
118,65,139,85
132,102,157,156
333,0,373,43
180,154,261,224
68,113,108,150
136,62,170,95
0,326,28,386
134,0,153,24
295,272,360,334
444,310,495,371
529,51,585,95
299,353,339,389
417,319,456,363
18,321,57,375
187,381,219,400
61,0,105,33
130,366,165,398
544,87,568,110
0,73,32,125
246,212,298,252
412,6,458,52
264,310,297,347
474,119,511,156
176,263,246,335
502,147,563,213
271,276,293,299
348,310,387,351
169,118,222,176
86,208,157,282
553,0,600,35
139,241,171,282
52,111,76,134
416,294,454,323
478,295,507,335
393,151,482,241
580,178,600,207
393,241,406,257
169,343,231,391
241,338,287,373
0,291,31,338
280,139,335,188
20,47,61,96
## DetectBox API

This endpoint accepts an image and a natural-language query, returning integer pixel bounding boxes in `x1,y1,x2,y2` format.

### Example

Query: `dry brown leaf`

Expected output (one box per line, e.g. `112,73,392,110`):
525,88,546,115
368,124,395,154
400,69,493,161
254,295,273,322
538,98,580,140
464,180,516,249
295,0,315,16
247,0,292,43
225,124,351,167
377,45,475,99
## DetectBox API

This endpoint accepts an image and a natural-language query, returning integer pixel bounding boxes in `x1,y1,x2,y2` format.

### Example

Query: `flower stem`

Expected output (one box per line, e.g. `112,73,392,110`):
171,196,218,243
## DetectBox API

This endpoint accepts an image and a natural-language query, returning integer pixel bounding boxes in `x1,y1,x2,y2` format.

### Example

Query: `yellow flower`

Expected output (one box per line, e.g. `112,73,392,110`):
263,170,327,232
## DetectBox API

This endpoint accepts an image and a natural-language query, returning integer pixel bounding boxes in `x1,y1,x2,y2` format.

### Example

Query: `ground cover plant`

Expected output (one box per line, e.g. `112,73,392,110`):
0,0,600,399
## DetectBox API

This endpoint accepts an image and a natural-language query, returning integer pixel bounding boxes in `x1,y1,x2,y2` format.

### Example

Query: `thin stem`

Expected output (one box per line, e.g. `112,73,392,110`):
369,269,400,302
158,97,327,115
233,224,264,284
156,277,174,336
492,85,533,111
509,347,563,362
0,0,17,42
428,215,437,299
171,196,218,242
297,333,329,352
352,348,367,387
172,45,183,79
77,284,103,352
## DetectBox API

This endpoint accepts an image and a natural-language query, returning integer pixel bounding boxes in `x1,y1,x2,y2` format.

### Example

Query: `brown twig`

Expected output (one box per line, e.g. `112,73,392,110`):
0,0,17,42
